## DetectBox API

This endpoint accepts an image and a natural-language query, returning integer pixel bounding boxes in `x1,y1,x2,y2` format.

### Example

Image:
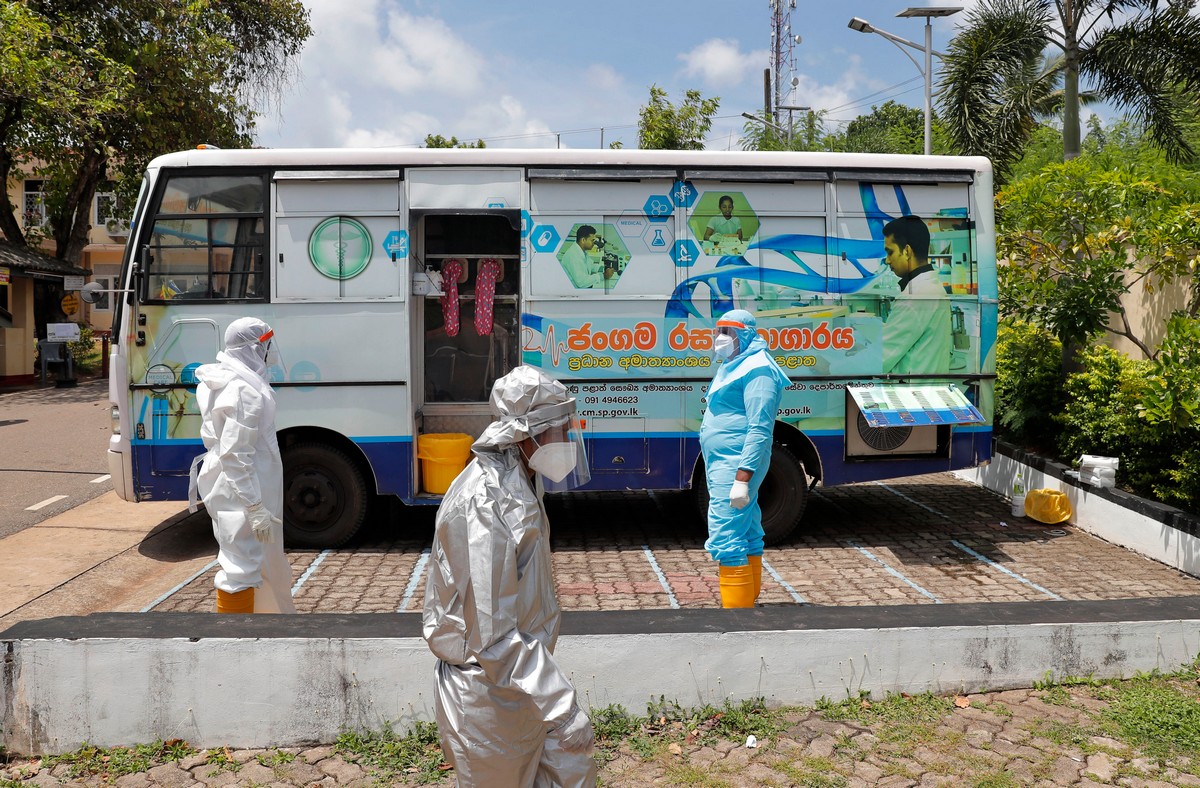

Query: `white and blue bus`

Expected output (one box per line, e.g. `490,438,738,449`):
98,147,996,547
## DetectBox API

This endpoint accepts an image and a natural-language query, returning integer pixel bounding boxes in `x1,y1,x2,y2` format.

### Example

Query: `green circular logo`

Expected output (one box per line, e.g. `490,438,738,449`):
308,217,373,280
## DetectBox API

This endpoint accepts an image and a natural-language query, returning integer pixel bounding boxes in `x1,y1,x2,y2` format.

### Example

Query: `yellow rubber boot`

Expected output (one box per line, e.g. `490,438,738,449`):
216,587,255,614
749,555,763,600
718,565,755,609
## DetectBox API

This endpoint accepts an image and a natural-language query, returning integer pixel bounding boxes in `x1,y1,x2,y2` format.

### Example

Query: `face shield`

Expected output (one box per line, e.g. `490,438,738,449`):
260,333,288,382
712,323,741,361
524,405,591,493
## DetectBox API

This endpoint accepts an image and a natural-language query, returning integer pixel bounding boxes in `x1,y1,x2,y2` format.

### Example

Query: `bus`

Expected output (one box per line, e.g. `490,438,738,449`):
95,148,996,548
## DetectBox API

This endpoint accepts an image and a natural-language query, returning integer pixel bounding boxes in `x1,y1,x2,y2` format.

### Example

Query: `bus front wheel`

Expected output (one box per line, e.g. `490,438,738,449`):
693,442,808,547
282,442,369,548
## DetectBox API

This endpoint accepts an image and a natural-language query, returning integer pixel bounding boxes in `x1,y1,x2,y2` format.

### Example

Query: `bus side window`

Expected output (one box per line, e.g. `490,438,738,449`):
144,174,266,303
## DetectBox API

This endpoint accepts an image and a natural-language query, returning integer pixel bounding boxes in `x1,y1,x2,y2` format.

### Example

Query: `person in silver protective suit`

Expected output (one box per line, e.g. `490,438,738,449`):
190,317,296,614
423,365,597,787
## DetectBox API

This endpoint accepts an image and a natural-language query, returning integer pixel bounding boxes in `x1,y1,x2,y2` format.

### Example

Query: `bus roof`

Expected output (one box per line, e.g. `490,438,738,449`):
147,147,992,176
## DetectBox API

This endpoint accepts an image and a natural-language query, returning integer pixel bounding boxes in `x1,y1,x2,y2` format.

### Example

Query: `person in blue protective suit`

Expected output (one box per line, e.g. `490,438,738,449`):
423,365,596,787
700,309,790,608
190,317,295,614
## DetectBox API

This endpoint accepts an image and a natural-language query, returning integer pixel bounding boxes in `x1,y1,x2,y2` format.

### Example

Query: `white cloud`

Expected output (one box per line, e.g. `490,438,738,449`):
679,38,769,88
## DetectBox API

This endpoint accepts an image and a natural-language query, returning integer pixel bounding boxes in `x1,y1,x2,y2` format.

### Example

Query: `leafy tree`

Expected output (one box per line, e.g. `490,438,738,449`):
423,134,486,149
636,85,720,151
939,0,1200,176
0,0,312,263
996,155,1200,358
739,109,830,152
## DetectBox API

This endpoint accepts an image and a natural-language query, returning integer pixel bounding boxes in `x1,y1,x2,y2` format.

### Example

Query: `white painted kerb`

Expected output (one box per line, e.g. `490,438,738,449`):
5,619,1199,754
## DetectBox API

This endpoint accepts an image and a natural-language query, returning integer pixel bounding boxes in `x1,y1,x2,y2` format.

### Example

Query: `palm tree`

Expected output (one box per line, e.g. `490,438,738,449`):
939,0,1200,179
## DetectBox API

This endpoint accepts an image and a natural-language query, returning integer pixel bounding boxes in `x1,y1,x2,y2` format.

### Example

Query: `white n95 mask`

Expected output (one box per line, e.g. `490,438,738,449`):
713,334,737,360
528,442,578,483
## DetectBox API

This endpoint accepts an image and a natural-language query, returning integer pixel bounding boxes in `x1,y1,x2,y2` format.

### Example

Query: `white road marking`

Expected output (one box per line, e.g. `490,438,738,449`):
641,545,680,609
398,549,431,612
89,475,111,484
292,550,332,596
762,558,807,604
951,539,1063,600
846,539,942,603
25,495,68,511
140,559,220,612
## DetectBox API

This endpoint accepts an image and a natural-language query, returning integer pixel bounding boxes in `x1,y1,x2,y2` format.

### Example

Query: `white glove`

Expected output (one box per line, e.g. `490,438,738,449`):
730,480,750,510
554,707,594,753
247,503,280,544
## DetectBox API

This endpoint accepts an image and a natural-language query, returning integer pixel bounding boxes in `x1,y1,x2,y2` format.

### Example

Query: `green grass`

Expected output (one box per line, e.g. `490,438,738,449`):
334,720,447,784
774,756,849,787
256,749,296,769
43,739,197,780
815,691,953,757
1098,675,1200,758
1025,718,1098,749
972,771,1020,788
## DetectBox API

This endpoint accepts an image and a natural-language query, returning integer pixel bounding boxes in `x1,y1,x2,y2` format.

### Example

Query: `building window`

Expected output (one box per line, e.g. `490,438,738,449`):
94,192,130,235
90,276,113,311
23,181,48,228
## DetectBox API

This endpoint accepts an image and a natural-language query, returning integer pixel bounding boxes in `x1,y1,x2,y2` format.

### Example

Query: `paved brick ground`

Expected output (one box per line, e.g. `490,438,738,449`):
152,471,1200,614
7,683,1200,786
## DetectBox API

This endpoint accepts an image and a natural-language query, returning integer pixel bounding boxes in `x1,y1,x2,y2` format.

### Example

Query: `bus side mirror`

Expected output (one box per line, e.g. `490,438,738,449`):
80,282,105,304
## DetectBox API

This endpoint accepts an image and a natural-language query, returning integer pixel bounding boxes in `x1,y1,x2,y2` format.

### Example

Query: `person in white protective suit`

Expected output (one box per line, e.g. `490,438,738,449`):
190,317,296,614
423,365,597,787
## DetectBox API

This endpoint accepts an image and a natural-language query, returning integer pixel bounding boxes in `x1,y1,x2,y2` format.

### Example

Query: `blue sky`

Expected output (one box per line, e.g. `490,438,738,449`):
254,0,991,150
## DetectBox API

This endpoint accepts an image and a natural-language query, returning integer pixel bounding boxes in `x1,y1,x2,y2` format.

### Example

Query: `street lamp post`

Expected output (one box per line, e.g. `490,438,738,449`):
777,104,811,147
848,6,961,155
742,109,809,148
741,111,790,146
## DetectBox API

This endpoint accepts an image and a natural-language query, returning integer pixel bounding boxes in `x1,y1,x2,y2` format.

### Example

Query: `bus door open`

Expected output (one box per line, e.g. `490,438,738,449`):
406,168,523,498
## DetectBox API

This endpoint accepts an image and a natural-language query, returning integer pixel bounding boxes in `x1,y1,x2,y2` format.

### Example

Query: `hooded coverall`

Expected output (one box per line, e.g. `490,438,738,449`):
191,317,295,614
423,366,596,787
700,309,790,606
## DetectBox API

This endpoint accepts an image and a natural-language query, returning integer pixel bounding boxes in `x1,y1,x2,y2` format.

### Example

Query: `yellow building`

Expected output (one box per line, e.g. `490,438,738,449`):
1,166,127,385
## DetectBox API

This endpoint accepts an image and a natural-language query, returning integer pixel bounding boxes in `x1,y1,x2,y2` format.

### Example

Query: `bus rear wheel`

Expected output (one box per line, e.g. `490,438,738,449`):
282,442,368,548
693,442,808,546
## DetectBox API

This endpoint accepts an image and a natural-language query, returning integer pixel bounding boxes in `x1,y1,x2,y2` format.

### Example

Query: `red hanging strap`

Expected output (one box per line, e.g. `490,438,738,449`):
474,257,502,336
440,258,465,337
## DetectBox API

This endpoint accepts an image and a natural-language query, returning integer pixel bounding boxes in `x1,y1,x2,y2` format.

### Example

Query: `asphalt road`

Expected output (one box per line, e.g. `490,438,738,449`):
0,379,113,539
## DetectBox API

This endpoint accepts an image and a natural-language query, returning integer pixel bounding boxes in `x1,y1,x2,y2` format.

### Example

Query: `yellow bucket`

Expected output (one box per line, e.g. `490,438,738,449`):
416,433,474,494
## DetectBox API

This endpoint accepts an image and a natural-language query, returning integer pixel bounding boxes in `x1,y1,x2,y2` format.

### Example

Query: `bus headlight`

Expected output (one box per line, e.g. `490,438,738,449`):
110,405,121,435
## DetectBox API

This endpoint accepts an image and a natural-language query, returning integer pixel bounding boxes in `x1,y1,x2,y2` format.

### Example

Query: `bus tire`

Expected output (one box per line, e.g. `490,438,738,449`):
282,442,369,548
693,442,808,547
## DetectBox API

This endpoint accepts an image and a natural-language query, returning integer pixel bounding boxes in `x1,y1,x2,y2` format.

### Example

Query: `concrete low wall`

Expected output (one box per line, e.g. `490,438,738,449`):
955,442,1200,577
6,600,1200,755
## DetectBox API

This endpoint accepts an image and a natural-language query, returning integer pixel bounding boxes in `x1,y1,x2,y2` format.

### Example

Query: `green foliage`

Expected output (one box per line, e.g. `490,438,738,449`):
637,85,720,151
1056,344,1160,491
835,100,947,156
994,320,1064,448
940,0,1200,168
0,0,312,262
740,109,831,152
1139,314,1200,431
44,739,197,779
335,720,446,784
996,155,1200,352
1006,124,1064,183
423,134,486,149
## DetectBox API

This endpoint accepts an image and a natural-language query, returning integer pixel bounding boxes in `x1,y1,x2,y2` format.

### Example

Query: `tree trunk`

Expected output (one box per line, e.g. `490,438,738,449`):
0,103,27,246
1062,0,1081,159
53,149,106,263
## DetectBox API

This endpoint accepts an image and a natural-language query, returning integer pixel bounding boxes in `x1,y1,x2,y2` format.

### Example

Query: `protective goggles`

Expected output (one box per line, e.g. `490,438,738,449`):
713,318,746,339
